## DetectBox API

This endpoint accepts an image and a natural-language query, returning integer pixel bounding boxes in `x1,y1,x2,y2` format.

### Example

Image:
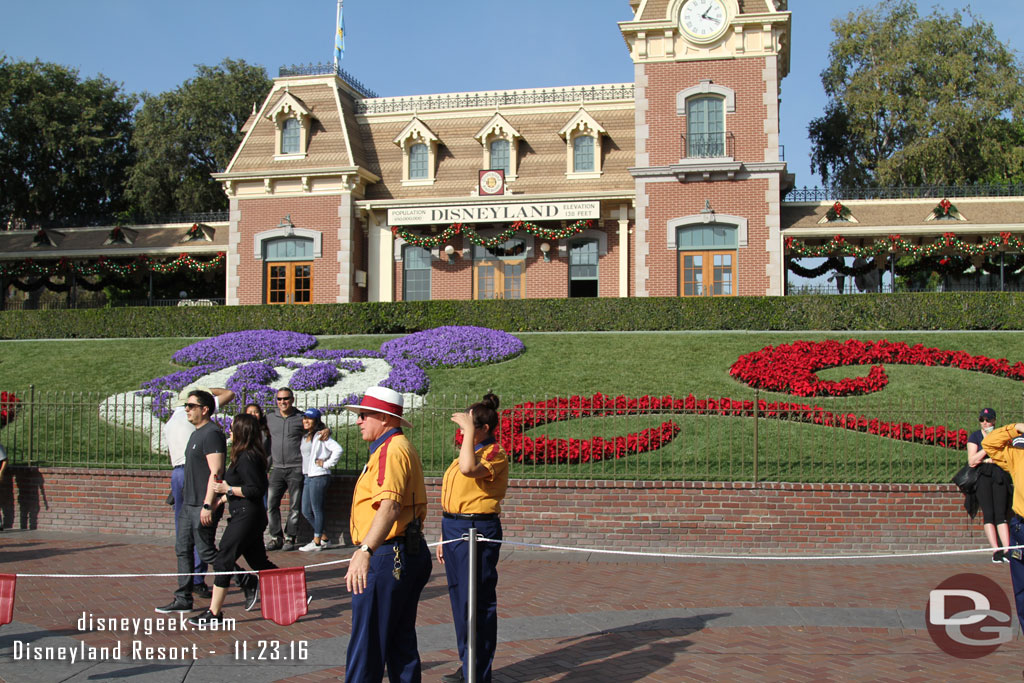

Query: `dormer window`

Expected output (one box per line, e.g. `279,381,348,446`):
266,89,314,159
475,113,521,181
490,139,510,175
394,117,440,185
573,136,595,173
409,143,429,180
559,108,606,179
281,119,301,155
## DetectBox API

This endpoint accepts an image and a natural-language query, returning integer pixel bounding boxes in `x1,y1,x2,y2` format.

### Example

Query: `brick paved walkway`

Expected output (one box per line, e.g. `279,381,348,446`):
0,530,1021,681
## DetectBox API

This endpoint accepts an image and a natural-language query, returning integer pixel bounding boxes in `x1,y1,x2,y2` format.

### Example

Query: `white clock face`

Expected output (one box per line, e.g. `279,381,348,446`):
680,0,727,39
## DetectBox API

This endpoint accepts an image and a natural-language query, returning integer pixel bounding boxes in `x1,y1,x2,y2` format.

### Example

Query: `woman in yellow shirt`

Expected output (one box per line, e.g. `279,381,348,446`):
437,393,508,683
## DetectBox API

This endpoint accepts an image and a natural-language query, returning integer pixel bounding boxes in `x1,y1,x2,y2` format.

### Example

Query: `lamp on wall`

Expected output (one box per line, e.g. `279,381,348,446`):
278,215,296,236
539,241,551,262
444,244,458,260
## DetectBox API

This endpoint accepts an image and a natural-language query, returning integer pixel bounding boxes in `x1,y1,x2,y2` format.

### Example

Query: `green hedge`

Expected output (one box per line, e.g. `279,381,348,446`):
0,292,1020,339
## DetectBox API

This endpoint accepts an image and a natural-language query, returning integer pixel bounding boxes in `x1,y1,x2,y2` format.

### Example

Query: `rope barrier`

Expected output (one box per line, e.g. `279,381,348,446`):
7,536,1018,577
480,537,1024,561
10,538,462,578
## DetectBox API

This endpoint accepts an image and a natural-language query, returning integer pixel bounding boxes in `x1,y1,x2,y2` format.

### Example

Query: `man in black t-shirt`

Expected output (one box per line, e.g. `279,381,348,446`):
156,390,227,613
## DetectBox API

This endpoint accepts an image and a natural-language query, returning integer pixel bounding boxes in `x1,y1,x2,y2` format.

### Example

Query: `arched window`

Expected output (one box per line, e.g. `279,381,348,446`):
281,118,301,155
569,238,599,297
677,224,736,297
573,136,595,173
489,139,510,175
686,96,724,158
409,143,429,180
402,245,432,301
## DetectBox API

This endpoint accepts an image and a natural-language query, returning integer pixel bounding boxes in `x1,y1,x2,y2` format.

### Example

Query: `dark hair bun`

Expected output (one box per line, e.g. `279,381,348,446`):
481,392,499,411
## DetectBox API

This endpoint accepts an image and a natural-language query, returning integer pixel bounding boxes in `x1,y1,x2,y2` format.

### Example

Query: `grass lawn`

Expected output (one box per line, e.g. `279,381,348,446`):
1,330,1022,482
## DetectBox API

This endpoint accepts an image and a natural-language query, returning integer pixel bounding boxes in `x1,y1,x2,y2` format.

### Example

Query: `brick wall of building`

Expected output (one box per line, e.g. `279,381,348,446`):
235,195,345,305
1,467,979,554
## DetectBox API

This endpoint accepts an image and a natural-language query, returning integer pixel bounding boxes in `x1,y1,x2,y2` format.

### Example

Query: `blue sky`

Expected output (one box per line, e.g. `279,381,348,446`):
1,0,1021,189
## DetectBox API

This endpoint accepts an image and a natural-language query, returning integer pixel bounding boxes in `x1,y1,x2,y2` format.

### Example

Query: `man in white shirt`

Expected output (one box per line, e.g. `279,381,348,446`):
164,385,234,599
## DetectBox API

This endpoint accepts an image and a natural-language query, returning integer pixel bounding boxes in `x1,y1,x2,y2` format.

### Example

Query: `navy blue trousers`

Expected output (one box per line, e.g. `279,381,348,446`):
441,517,502,683
345,537,432,683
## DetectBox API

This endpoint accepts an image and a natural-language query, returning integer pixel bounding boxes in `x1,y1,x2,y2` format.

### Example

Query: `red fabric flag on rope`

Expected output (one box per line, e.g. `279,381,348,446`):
0,573,16,626
259,567,308,626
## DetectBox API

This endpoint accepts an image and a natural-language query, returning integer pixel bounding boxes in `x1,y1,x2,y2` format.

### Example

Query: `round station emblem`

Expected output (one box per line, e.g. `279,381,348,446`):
479,170,504,195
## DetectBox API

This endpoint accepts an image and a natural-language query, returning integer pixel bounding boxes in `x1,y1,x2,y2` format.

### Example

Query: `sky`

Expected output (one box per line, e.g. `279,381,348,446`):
2,0,1022,191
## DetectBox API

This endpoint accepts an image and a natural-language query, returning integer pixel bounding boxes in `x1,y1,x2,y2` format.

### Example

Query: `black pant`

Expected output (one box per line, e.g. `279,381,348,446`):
977,463,1011,525
214,500,277,589
267,467,304,540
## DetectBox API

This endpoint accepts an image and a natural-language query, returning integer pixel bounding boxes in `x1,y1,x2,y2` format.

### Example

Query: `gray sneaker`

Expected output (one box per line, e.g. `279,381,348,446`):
282,537,299,551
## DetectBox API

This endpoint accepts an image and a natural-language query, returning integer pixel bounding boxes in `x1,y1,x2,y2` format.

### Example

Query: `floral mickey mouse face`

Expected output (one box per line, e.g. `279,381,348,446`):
98,326,524,451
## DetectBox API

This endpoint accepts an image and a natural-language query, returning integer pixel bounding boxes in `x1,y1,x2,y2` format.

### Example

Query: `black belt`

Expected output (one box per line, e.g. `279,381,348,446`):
443,511,499,521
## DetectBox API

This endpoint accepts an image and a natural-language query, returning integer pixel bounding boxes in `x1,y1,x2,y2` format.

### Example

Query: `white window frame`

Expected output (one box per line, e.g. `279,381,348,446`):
475,113,521,182
559,108,606,179
394,117,440,186
266,90,314,160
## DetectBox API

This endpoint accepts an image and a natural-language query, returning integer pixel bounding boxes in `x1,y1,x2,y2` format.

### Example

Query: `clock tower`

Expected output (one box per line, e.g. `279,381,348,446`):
619,0,791,296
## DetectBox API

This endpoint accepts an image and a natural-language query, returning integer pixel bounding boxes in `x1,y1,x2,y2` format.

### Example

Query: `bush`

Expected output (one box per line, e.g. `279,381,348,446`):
2,292,1024,339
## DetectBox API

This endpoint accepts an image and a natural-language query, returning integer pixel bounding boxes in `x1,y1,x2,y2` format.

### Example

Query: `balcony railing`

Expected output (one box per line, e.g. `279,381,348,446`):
784,184,1024,202
278,62,378,99
680,132,735,160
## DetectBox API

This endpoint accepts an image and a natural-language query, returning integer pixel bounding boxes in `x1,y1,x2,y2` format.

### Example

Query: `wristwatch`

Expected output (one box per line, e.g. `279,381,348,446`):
202,503,211,510
359,544,373,556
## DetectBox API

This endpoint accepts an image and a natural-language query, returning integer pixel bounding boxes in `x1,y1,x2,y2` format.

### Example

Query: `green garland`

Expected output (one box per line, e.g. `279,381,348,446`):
0,253,226,279
786,232,1024,259
391,219,595,249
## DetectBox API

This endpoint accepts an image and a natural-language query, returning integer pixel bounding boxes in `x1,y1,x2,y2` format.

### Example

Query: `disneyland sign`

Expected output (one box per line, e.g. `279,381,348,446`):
387,201,601,226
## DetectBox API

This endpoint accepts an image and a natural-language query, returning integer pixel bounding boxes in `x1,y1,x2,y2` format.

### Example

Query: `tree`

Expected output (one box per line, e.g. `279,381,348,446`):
125,59,272,216
808,0,1024,187
0,57,136,227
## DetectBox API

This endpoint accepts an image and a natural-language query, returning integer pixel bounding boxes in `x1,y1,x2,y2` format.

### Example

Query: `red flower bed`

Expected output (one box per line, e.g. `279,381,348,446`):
729,339,1024,397
495,392,967,465
0,391,20,427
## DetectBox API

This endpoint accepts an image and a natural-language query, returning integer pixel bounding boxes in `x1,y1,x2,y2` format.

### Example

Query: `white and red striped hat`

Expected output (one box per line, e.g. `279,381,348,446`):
343,386,412,428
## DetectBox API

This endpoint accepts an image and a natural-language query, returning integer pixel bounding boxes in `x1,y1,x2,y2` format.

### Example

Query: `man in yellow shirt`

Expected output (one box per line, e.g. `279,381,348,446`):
981,422,1024,633
342,387,430,683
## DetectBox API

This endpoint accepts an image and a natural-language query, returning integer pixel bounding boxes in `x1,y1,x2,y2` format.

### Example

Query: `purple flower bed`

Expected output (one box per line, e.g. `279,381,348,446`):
379,358,430,394
290,361,341,391
172,330,317,367
380,326,524,368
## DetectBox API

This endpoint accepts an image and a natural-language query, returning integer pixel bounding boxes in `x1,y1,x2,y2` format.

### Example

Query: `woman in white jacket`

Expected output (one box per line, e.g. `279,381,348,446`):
298,408,343,551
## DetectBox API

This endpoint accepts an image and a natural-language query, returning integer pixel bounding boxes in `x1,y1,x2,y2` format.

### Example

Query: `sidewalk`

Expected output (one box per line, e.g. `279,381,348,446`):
0,529,1021,682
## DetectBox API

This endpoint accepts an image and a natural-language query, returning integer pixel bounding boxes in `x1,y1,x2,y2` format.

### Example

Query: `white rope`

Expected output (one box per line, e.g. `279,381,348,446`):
11,539,459,578
479,537,1024,562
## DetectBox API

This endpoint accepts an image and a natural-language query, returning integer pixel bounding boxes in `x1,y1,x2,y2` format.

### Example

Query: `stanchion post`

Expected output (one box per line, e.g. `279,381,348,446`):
466,527,478,683
752,388,759,483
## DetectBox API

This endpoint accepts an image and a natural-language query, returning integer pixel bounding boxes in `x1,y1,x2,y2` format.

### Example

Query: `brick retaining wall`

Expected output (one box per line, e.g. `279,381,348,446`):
0,467,979,553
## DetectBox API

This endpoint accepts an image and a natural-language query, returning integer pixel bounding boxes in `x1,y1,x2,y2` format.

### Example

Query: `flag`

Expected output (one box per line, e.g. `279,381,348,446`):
0,573,15,627
334,0,345,66
260,567,308,626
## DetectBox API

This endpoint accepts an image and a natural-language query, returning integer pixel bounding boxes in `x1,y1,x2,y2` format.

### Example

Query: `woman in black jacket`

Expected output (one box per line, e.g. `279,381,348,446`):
190,413,277,626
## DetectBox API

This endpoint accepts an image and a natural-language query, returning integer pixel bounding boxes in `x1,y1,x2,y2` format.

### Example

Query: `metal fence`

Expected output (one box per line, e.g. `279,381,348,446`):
0,389,997,484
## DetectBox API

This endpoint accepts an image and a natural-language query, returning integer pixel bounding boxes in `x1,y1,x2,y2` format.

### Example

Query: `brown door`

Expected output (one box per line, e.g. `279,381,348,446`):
266,261,313,304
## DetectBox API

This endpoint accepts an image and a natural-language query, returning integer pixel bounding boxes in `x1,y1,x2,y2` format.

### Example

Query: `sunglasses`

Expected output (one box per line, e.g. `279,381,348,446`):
184,403,201,410
357,412,380,421
276,396,293,402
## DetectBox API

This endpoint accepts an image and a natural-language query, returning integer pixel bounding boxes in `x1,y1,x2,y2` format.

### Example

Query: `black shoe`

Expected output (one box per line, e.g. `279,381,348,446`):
1002,549,1012,563
441,667,464,683
188,608,227,628
243,576,259,611
282,537,298,551
265,537,283,551
993,550,1005,563
154,599,193,614
193,583,213,599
